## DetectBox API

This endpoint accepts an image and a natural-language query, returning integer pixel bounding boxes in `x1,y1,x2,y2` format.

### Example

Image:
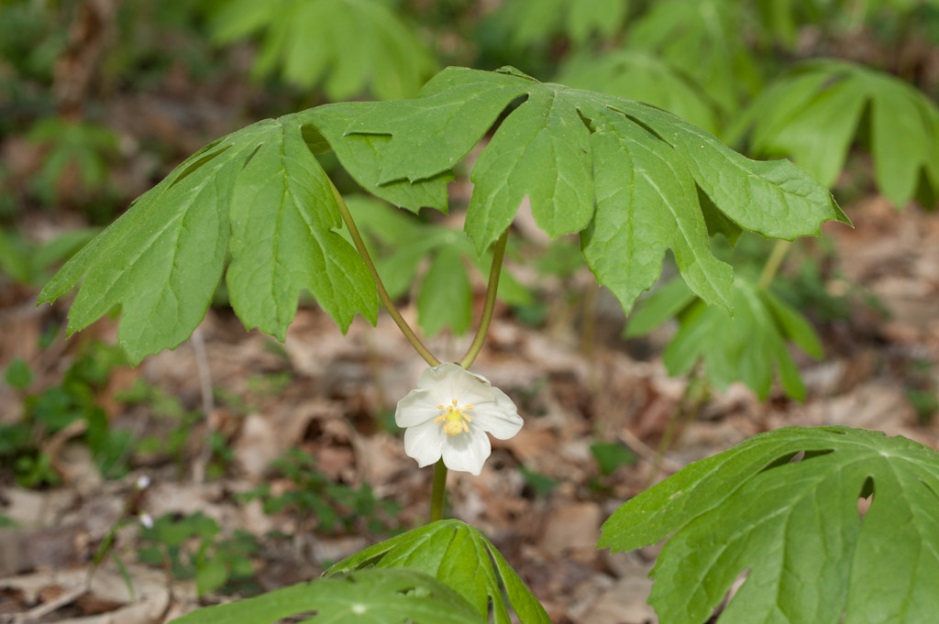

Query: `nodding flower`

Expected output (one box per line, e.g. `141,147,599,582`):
395,363,523,476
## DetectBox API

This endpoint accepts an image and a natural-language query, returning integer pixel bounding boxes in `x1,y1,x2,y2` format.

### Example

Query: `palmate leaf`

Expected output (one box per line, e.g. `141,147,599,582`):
38,114,377,363
489,0,628,47
627,0,762,117
556,50,721,135
327,519,550,624
729,59,939,208
599,427,939,624
628,277,823,400
313,66,846,317
209,0,435,100
171,568,483,624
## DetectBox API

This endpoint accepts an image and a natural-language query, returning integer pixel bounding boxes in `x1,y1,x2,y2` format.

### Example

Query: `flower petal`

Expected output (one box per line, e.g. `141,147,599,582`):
441,427,491,475
424,363,493,403
448,367,500,406
403,420,445,467
395,388,441,428
415,363,458,399
472,399,523,440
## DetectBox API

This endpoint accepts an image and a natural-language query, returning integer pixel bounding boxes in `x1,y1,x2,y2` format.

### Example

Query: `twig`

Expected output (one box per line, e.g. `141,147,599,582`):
189,326,215,484
617,428,682,475
13,583,87,624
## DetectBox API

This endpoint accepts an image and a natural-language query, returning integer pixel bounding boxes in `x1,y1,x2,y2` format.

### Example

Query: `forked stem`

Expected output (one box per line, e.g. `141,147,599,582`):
332,180,511,523
329,181,440,367
430,229,509,520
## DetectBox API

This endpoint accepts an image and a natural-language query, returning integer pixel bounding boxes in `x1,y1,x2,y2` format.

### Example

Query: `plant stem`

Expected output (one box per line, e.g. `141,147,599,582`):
329,181,440,367
459,230,510,369
758,240,792,289
429,460,448,522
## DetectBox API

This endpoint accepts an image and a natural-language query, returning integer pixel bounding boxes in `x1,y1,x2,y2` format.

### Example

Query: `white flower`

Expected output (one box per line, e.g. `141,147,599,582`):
395,363,523,475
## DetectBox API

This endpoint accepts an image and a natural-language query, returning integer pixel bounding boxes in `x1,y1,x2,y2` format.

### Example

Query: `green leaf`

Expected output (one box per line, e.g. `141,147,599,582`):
466,81,595,254
327,519,550,624
4,358,33,390
590,442,637,476
661,277,822,400
618,103,849,239
32,229,101,276
0,227,100,286
210,0,435,100
27,119,117,204
417,244,472,337
314,66,843,317
306,106,452,213
583,113,734,314
557,50,721,134
599,426,939,624
195,558,229,597
627,0,762,117
0,229,31,284
172,568,483,624
38,115,377,363
624,276,698,337
732,59,939,208
490,0,628,48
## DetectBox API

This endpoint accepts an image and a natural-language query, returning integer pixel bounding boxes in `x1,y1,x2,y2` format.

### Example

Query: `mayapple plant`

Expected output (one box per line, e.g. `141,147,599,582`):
39,66,939,623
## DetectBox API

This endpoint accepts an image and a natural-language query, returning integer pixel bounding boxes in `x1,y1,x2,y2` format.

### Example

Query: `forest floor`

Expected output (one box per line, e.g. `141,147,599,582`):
1,193,938,624
2,56,939,620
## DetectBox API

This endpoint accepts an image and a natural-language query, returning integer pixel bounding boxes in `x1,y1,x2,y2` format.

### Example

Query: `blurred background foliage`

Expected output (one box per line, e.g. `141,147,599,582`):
3,0,938,228
2,0,939,480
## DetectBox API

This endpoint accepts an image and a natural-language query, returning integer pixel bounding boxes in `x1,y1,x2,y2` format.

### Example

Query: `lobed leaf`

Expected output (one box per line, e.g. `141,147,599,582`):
171,568,482,624
583,110,735,312
307,106,453,214
631,277,822,400
327,519,550,624
627,0,762,117
313,66,845,317
731,59,939,208
210,0,435,100
599,426,939,624
556,50,721,135
38,115,378,363
489,0,627,48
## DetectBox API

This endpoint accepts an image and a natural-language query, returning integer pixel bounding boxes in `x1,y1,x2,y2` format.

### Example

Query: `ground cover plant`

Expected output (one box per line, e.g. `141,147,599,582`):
3,1,939,622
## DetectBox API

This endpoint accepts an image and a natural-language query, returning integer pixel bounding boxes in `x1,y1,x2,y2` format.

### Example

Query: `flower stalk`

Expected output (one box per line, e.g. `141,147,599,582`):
329,180,440,367
459,229,509,369
429,461,448,522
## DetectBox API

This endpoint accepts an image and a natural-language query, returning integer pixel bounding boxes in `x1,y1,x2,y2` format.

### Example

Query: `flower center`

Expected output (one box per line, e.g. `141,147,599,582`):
434,399,473,437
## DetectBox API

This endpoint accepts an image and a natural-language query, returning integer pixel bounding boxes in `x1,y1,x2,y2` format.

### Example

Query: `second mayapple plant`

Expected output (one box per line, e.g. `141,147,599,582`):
38,65,939,623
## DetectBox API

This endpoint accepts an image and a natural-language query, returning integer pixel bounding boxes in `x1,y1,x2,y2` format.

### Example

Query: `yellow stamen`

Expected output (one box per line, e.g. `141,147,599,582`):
434,400,474,437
